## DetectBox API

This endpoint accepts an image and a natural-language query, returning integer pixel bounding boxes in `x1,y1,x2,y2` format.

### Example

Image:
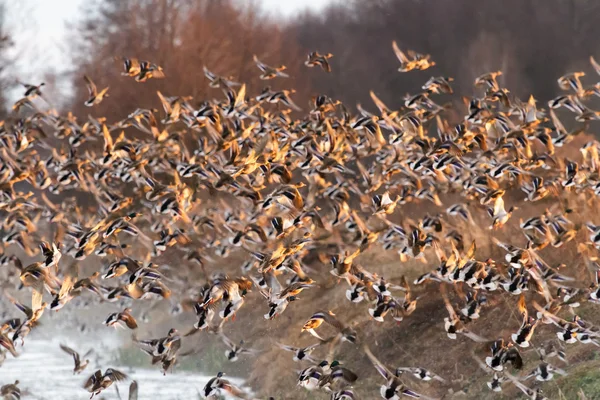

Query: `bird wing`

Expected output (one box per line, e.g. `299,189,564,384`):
122,312,138,330
83,75,97,96
492,195,505,217
370,90,391,115
392,41,409,63
363,345,393,380
221,333,236,350
102,124,114,152
221,381,249,399
0,333,18,357
156,91,172,114
591,56,600,76
203,66,217,81
549,109,566,135
349,209,369,235
517,294,528,319
398,275,411,295
31,283,44,314
276,343,298,352
440,285,458,320
234,84,246,109
264,270,283,300
320,310,346,332
128,381,138,400
253,55,267,72
59,275,74,298
106,368,128,381
5,292,32,319
60,343,79,363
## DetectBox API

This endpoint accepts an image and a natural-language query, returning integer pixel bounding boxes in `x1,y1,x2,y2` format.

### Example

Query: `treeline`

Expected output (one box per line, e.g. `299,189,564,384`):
289,0,600,109
25,0,600,119
68,0,308,119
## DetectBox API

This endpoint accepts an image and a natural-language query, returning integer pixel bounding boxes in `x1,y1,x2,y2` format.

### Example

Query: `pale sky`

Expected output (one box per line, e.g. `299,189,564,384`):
4,0,332,104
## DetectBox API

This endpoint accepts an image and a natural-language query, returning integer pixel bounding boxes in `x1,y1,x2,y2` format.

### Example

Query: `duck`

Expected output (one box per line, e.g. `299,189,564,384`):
395,367,445,382
84,368,127,398
203,372,249,399
0,380,20,400
136,60,165,82
277,342,322,363
253,54,289,80
203,65,240,89
298,361,329,391
485,339,523,371
104,308,138,330
59,344,91,374
392,41,435,72
511,295,539,348
305,51,333,72
302,310,357,343
318,360,359,391
83,75,109,106
364,345,435,400
220,333,257,362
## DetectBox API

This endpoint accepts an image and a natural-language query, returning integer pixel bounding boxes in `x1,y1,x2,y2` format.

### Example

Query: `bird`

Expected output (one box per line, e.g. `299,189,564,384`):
104,308,138,330
253,55,289,80
277,342,322,363
511,294,539,348
392,41,435,72
220,333,257,362
21,82,45,98
485,339,523,371
84,368,127,398
203,372,249,399
302,310,357,343
83,75,109,106
0,380,20,400
305,51,334,72
395,367,445,382
60,344,92,374
3,32,600,400
364,345,436,400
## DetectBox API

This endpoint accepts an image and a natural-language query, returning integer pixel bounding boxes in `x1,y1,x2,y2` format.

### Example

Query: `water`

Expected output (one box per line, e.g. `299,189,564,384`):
1,338,245,399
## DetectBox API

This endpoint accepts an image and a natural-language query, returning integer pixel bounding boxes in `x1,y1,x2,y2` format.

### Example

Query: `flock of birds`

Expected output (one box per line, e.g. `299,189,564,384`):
2,40,600,400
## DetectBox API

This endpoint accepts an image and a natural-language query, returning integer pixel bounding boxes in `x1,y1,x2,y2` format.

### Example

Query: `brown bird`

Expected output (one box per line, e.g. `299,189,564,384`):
104,308,138,329
84,368,128,398
60,344,92,374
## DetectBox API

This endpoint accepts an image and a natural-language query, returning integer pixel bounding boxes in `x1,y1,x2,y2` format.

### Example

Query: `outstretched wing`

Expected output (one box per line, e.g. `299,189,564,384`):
83,75,97,96
106,368,128,381
320,310,346,332
60,343,80,363
392,41,409,63
590,56,600,76
363,345,393,381
440,285,458,320
128,381,139,400
370,90,391,114
234,84,246,109
253,55,268,72
276,342,298,352
31,283,44,315
221,333,236,350
102,124,114,152
203,66,217,81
